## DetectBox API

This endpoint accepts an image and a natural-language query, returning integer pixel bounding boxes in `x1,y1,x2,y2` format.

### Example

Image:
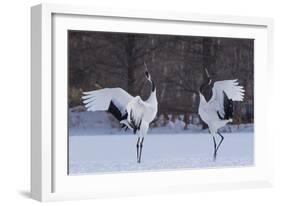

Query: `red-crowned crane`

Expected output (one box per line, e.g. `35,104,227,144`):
82,63,158,163
198,68,245,160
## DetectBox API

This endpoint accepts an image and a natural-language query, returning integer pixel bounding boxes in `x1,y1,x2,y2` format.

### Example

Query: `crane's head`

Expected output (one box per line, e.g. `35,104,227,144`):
144,62,152,82
200,67,212,94
144,62,156,92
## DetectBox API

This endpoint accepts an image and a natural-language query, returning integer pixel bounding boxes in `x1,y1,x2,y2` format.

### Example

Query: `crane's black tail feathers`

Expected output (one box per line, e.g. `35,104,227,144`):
108,101,122,121
217,92,234,120
108,101,130,130
107,101,142,133
223,91,233,120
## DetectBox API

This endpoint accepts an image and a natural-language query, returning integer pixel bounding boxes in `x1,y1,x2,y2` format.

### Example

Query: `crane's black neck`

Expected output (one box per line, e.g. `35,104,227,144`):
150,79,156,92
199,78,211,94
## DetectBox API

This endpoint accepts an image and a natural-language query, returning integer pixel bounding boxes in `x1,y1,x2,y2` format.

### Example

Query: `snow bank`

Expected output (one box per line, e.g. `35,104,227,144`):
69,107,254,136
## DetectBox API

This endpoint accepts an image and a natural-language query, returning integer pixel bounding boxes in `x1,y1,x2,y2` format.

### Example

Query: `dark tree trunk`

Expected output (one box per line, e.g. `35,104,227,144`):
126,35,138,96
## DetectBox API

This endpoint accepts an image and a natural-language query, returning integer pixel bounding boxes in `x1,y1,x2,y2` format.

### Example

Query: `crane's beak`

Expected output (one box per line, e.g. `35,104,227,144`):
204,68,212,85
144,62,148,71
205,68,210,78
144,62,151,80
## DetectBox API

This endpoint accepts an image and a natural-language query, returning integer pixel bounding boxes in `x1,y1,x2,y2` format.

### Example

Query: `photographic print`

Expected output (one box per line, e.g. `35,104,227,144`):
68,31,254,175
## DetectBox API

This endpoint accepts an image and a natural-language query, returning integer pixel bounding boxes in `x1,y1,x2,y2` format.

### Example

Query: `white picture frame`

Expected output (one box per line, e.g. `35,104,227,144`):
31,3,274,202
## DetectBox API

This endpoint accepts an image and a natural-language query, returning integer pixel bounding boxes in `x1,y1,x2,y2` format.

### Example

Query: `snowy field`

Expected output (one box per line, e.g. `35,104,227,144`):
68,110,254,174
69,132,254,175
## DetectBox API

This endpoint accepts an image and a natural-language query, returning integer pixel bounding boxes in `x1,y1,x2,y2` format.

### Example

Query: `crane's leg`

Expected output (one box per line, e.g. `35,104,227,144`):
136,137,140,163
138,137,144,163
215,132,225,158
212,136,217,161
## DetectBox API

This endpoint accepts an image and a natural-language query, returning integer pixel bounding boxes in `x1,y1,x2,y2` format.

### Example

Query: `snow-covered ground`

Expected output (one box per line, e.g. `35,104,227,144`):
69,133,254,175
69,110,254,136
68,109,254,175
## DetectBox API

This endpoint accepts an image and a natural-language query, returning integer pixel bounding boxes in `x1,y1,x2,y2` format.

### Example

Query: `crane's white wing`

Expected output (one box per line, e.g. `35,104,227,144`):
209,79,245,117
82,88,133,115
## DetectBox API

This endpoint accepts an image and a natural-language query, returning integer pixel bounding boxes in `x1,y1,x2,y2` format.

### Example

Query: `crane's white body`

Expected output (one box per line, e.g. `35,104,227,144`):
199,79,244,133
123,91,157,137
199,92,232,134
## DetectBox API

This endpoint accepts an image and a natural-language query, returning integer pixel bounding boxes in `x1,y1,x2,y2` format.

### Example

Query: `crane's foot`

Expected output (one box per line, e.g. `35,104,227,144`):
137,150,142,163
212,136,217,162
213,153,217,162
136,137,140,163
136,137,144,164
138,138,144,164
213,157,216,162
